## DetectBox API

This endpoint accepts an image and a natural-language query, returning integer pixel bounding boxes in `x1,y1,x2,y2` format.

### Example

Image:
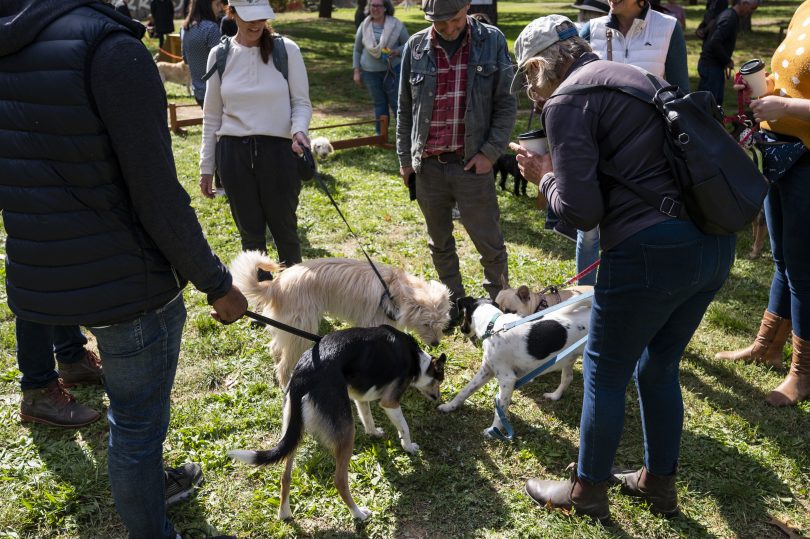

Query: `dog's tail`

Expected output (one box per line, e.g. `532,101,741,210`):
229,250,283,310
228,380,306,466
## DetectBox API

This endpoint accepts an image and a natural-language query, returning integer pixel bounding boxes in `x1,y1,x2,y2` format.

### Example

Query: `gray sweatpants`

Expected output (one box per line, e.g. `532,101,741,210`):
217,135,302,265
416,156,508,300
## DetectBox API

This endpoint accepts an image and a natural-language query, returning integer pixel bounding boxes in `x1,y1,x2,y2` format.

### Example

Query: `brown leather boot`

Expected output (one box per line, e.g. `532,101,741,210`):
715,310,791,369
20,379,101,428
766,334,810,407
614,467,678,517
58,349,103,387
525,464,610,522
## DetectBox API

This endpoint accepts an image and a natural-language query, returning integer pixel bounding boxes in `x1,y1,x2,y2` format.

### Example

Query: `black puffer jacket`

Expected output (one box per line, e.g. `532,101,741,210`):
0,0,231,325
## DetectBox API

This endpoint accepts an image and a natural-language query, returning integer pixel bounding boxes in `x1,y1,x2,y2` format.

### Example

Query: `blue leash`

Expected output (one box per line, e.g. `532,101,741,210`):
485,334,590,441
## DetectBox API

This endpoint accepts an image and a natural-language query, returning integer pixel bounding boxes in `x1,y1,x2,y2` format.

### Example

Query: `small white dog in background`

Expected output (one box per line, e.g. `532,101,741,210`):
156,60,191,95
311,136,335,159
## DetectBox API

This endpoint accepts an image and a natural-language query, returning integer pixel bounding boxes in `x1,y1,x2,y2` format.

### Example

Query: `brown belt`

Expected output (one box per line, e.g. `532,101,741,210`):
426,150,464,164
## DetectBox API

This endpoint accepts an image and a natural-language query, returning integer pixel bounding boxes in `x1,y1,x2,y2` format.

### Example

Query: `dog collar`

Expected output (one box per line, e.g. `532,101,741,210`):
481,313,502,341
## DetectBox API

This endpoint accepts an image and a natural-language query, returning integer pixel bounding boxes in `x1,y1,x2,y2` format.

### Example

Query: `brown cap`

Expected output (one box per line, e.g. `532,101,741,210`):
422,0,470,22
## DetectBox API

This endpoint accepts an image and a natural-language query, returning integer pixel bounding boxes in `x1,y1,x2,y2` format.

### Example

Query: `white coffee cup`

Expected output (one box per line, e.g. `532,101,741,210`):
518,129,549,155
740,59,768,98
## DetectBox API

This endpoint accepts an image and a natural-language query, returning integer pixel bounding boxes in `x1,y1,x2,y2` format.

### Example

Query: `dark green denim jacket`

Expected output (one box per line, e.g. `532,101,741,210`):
396,18,517,172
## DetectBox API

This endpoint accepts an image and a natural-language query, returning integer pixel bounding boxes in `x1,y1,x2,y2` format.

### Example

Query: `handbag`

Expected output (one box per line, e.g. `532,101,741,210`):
755,130,807,183
297,147,316,181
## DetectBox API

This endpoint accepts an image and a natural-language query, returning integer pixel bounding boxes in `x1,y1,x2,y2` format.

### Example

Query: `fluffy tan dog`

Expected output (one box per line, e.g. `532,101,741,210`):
230,251,451,386
156,61,191,94
495,285,593,317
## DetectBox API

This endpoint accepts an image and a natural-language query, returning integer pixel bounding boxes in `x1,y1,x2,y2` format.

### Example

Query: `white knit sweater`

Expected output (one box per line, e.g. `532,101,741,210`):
199,37,312,175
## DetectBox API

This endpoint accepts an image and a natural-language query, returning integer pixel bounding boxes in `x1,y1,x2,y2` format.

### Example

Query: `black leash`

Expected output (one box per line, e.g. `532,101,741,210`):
245,310,321,343
304,147,394,302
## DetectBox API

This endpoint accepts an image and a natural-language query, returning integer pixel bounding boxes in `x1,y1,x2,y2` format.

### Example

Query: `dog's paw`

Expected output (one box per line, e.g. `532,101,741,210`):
543,391,563,401
352,506,372,521
278,505,293,521
366,427,385,438
437,402,457,413
402,441,420,454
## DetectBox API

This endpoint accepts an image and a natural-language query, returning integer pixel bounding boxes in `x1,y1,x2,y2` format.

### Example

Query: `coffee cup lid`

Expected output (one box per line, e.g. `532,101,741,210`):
518,129,546,140
740,59,765,75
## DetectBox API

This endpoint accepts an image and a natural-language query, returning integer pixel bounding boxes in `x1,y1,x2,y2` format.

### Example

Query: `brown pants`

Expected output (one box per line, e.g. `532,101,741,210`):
416,156,508,300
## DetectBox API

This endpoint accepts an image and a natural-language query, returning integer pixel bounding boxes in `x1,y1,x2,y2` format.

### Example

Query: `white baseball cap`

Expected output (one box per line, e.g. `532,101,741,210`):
230,0,276,21
511,15,578,93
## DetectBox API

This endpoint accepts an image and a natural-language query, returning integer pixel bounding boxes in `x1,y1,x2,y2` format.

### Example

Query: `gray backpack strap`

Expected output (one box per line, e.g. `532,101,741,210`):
271,35,288,81
202,35,287,82
202,35,231,82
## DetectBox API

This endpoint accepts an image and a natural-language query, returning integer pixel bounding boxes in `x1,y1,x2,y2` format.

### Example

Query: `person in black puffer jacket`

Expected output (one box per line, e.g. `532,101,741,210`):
0,1,247,538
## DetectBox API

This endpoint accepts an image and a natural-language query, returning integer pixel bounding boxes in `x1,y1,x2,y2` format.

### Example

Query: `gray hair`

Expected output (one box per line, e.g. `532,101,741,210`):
365,0,395,17
524,33,591,101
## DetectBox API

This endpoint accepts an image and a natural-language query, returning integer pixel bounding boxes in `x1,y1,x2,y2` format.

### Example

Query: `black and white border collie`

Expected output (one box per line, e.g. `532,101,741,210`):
229,325,446,521
438,296,591,437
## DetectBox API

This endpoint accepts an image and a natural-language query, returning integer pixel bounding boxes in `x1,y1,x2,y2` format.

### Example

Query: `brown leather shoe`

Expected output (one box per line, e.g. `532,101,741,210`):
525,463,610,522
766,334,810,407
58,349,103,387
715,310,791,369
614,467,679,517
20,379,101,428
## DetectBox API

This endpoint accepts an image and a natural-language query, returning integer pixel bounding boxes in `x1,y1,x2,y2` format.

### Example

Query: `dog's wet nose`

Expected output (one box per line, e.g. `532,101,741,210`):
431,339,440,347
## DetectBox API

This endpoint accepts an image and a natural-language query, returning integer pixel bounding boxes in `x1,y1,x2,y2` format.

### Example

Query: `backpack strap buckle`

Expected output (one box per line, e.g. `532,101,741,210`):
659,196,682,218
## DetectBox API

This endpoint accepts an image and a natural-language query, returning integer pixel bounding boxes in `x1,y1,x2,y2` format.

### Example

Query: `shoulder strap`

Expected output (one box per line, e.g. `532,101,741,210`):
271,35,288,81
549,79,686,219
202,34,230,82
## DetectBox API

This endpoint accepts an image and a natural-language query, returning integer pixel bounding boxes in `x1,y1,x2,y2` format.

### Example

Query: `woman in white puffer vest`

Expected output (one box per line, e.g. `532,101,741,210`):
572,0,689,288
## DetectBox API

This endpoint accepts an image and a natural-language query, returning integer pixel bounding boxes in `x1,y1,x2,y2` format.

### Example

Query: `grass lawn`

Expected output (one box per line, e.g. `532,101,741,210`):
1,2,808,538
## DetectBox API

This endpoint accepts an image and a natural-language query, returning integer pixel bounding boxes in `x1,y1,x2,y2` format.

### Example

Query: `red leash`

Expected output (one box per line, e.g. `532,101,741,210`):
539,259,601,295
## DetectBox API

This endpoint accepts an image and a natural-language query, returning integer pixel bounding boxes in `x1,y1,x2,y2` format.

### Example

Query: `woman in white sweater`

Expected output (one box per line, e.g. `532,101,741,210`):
199,0,312,265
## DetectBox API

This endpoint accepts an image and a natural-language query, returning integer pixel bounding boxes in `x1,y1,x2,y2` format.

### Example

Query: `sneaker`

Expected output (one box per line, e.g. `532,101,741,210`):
179,530,236,539
58,349,103,387
451,205,461,220
20,379,101,428
165,462,204,506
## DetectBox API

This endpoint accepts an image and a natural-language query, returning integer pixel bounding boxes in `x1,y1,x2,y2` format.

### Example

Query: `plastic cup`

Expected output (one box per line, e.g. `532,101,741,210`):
518,129,548,155
740,59,768,98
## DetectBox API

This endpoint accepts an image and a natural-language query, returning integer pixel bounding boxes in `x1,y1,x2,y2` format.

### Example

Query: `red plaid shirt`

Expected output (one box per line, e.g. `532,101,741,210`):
423,25,470,157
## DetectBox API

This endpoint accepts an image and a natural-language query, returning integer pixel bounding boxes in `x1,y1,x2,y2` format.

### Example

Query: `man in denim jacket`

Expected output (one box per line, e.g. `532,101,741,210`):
397,0,516,312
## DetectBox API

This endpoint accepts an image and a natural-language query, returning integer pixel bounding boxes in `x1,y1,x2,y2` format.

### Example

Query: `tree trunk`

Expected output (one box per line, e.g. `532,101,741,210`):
318,0,331,18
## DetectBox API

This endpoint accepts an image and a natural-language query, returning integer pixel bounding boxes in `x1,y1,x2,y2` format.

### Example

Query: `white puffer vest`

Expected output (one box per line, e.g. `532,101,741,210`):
589,8,677,78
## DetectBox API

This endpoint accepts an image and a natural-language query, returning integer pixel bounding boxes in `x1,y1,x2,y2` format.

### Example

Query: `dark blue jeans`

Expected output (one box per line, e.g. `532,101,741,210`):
88,294,186,539
578,219,735,482
16,319,88,390
361,67,399,134
697,59,726,107
764,152,810,339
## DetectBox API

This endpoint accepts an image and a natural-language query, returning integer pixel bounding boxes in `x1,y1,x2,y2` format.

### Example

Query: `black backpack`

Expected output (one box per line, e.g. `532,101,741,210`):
553,73,768,236
202,34,289,82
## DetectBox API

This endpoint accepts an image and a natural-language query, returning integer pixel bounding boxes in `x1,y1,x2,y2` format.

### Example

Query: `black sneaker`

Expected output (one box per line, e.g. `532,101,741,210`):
165,462,204,506
180,529,236,539
552,221,578,243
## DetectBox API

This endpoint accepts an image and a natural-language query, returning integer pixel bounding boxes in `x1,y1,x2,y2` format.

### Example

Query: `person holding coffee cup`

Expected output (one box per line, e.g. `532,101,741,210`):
715,0,810,408
510,15,735,521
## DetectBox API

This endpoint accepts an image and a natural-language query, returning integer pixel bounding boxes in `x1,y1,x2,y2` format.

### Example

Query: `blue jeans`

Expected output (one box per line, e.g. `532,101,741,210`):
16,319,88,390
578,219,735,482
765,152,810,339
361,67,399,134
697,59,726,106
88,294,186,539
576,228,600,286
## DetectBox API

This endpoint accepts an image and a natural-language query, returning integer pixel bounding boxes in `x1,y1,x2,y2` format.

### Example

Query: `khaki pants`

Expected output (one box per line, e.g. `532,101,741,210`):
416,156,508,300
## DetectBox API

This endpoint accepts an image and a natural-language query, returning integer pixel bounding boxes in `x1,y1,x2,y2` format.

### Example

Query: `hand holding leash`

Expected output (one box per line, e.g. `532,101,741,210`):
211,285,248,324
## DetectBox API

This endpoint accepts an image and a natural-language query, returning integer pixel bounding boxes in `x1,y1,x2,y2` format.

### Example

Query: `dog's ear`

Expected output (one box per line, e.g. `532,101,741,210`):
429,353,447,381
517,285,531,303
381,293,400,321
257,267,274,282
